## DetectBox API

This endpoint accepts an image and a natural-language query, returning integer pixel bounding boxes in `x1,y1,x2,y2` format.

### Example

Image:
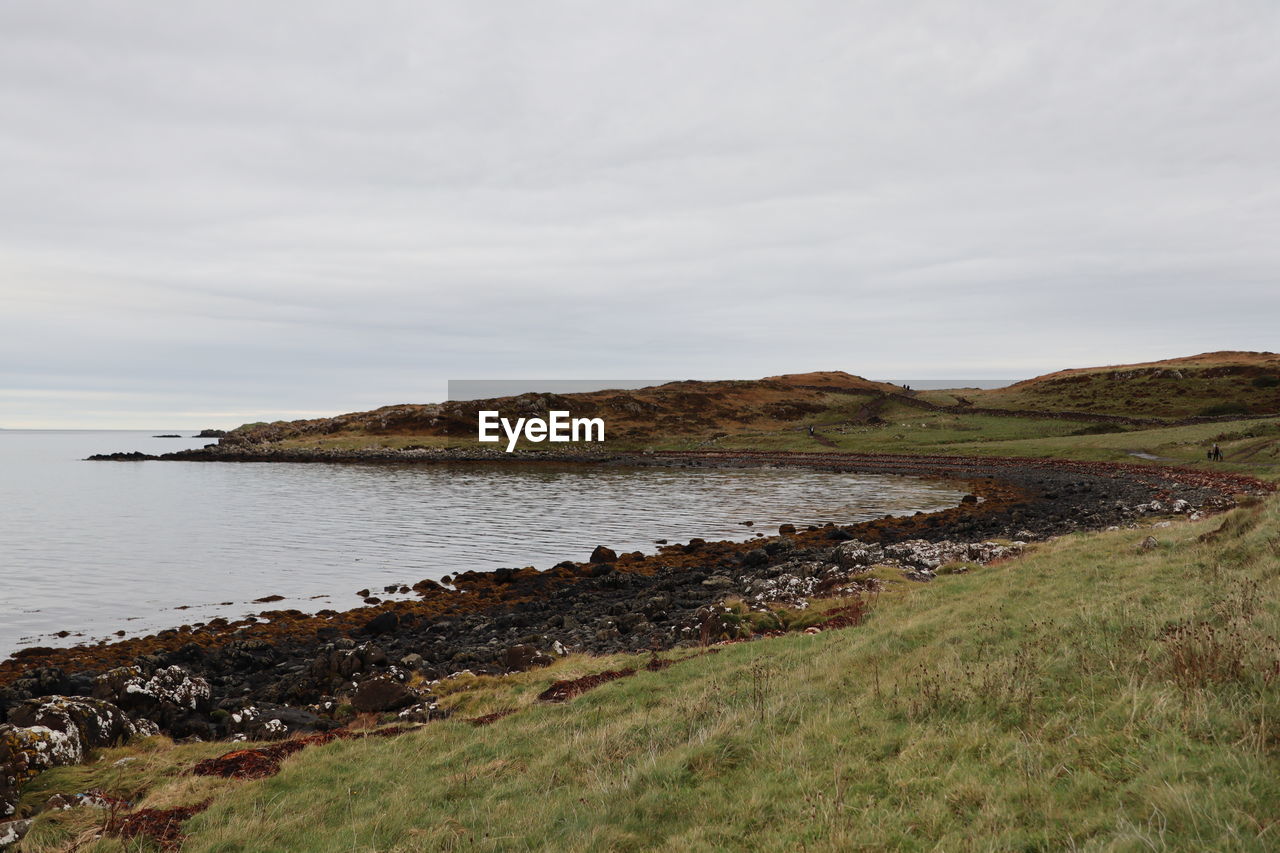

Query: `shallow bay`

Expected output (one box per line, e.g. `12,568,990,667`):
0,430,964,656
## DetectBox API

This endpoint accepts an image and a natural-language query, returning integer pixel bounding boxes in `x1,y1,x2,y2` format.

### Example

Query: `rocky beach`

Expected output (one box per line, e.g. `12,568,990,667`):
3,447,1272,830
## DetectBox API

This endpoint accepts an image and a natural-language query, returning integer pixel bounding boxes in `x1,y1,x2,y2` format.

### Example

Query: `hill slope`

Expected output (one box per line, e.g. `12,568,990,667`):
968,351,1280,418
220,372,895,448
217,354,1280,452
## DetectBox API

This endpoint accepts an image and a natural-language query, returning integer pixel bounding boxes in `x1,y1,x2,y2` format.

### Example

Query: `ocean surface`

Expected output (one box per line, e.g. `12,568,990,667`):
0,430,965,657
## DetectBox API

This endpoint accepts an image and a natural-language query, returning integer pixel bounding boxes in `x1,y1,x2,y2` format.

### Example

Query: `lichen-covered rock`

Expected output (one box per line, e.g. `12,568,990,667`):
1,723,84,818
7,696,148,749
0,695,154,819
92,665,211,735
748,572,819,606
833,541,882,569
880,539,1024,572
0,818,34,848
136,666,212,711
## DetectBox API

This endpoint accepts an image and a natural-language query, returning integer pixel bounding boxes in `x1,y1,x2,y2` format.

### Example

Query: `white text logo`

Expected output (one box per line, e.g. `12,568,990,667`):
478,410,605,452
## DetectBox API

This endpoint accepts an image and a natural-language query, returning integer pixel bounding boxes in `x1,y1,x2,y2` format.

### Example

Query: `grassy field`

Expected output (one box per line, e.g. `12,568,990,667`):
18,494,1280,851
664,411,1280,479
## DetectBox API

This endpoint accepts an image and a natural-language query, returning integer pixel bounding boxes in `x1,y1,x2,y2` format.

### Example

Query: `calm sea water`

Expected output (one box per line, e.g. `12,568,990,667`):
0,430,964,657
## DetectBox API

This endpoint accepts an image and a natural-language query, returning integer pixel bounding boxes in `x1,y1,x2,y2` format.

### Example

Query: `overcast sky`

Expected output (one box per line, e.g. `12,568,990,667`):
2,1,1277,428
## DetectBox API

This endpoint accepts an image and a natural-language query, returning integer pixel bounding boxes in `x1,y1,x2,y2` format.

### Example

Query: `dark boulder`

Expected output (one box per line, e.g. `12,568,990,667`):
220,702,338,740
311,642,388,683
764,538,794,557
0,668,70,722
503,645,552,672
589,546,618,564
361,611,399,636
350,677,418,713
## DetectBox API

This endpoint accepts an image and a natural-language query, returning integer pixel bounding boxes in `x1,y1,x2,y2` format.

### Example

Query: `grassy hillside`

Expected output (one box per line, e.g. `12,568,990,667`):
969,351,1280,418
19,495,1280,851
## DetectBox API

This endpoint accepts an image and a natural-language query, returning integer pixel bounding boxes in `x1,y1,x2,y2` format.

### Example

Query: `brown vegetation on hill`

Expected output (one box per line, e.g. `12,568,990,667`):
1010,351,1280,382
210,355,1280,451
968,351,1280,419
221,372,894,447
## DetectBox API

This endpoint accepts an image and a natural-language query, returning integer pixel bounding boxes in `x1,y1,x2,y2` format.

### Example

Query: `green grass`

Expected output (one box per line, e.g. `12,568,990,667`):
21,497,1280,851
940,418,1280,475
710,409,1090,453
654,408,1280,479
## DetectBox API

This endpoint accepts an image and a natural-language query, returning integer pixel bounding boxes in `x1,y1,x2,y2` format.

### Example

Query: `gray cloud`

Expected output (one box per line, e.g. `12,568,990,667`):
1,1,1277,427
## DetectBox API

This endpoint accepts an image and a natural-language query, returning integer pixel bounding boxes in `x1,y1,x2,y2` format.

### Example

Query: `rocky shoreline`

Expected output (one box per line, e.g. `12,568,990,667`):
3,450,1273,826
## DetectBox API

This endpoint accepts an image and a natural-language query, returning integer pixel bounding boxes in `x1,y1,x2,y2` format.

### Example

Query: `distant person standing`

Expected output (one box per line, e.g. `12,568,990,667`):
1212,443,1223,461
808,424,815,437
